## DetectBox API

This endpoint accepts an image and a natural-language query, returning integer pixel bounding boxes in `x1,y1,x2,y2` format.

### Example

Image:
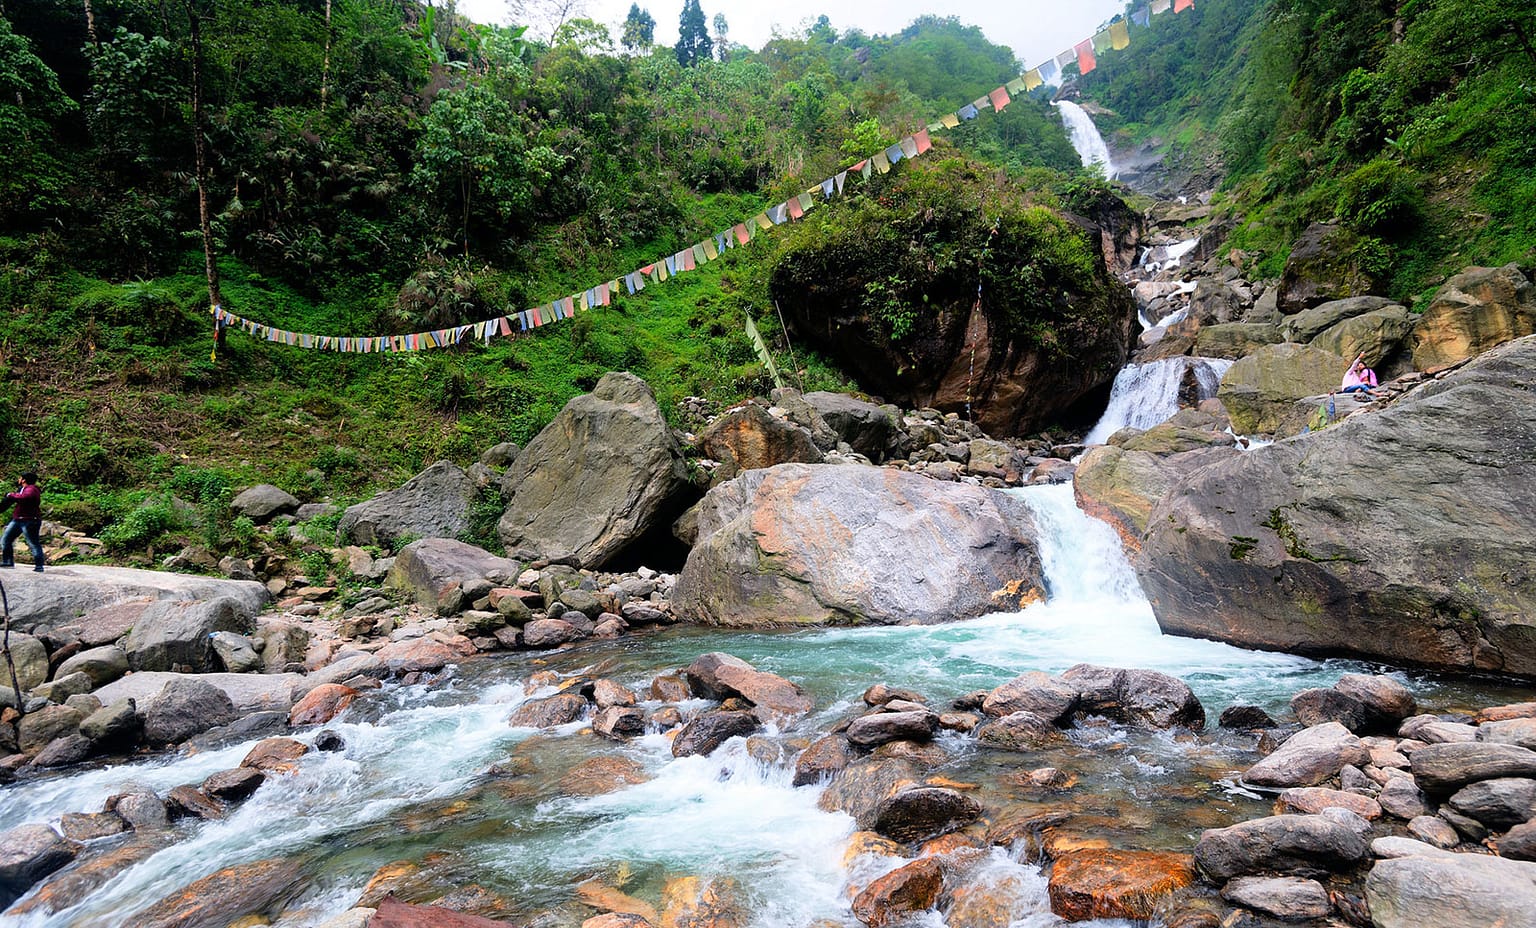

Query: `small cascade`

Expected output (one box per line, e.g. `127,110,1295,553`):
1054,101,1116,178
1084,356,1234,444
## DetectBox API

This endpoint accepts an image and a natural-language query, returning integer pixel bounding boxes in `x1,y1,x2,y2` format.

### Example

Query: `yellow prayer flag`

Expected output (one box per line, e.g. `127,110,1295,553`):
941,113,960,129
873,151,891,174
1110,21,1130,50
1024,69,1043,92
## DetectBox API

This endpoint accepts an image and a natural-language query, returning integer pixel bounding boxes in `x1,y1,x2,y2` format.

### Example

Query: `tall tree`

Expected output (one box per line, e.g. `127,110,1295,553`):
185,0,221,314
621,3,654,53
674,0,711,67
711,12,728,60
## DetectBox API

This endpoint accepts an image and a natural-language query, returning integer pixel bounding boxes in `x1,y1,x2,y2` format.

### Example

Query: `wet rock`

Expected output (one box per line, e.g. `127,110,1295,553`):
509,694,588,729
1366,849,1536,928
6,835,169,918
313,729,346,752
241,737,310,773
33,733,94,767
0,824,77,909
582,915,654,928
1411,742,1536,796
165,785,225,820
1194,814,1370,881
141,678,238,746
850,857,943,928
650,674,690,702
1219,705,1276,729
1291,688,1370,732
58,811,127,842
682,653,812,721
657,875,746,928
1112,668,1206,730
375,635,475,674
977,711,1062,750
522,618,581,649
203,766,265,801
1244,722,1370,788
124,597,254,673
112,790,169,830
593,706,646,740
794,736,851,787
672,711,760,758
871,786,980,843
1478,717,1536,750
592,679,638,709
288,683,358,727
1447,777,1536,829
132,857,307,928
1048,849,1195,922
1220,876,1333,921
847,711,940,748
982,672,1078,723
1276,787,1382,820
558,756,649,798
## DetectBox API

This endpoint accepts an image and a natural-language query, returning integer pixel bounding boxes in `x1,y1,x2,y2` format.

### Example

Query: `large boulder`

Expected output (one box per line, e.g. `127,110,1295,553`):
55,645,129,688
0,567,268,635
800,393,901,461
94,671,304,715
497,372,692,568
1193,322,1284,359
229,484,300,523
130,857,306,928
1137,335,1536,676
1366,849,1536,928
338,460,478,548
0,824,77,910
2,632,49,693
1244,723,1370,788
1216,343,1350,434
1309,305,1416,372
1277,223,1380,314
696,402,822,479
1194,814,1369,881
123,597,255,673
1074,443,1237,552
1280,296,1398,343
673,464,1043,626
385,538,520,614
1411,264,1536,371
1048,849,1196,922
141,677,239,745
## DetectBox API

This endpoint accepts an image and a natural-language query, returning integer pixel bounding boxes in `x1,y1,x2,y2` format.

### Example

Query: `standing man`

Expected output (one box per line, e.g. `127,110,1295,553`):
1,472,44,572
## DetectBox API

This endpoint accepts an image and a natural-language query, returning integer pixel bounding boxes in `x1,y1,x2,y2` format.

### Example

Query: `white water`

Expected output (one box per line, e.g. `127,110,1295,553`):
2,487,1358,928
1054,101,1116,179
1084,356,1235,445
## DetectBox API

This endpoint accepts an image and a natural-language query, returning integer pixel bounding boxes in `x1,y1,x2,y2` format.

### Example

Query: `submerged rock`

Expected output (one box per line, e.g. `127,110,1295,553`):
850,857,943,928
130,857,305,928
1047,849,1195,922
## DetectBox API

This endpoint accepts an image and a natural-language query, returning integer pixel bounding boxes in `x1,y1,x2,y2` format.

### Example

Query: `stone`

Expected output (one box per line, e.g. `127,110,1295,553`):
241,737,309,773
1138,336,1536,676
1480,703,1536,723
123,597,255,673
1195,814,1369,881
142,677,238,745
522,618,581,649
671,711,760,758
1109,667,1206,730
977,711,1062,750
1072,444,1237,553
1334,674,1417,728
374,635,475,674
130,857,305,928
592,706,646,739
203,766,266,801
1416,720,1479,744
1378,777,1430,820
682,653,813,719
1412,742,1536,795
230,484,301,523
17,704,85,754
559,756,650,798
799,393,901,462
0,824,77,910
1411,264,1536,371
256,618,310,673
1480,718,1536,750
1448,777,1536,829
697,402,824,480
1244,722,1370,788
166,785,225,820
850,857,943,928
305,653,388,689
288,683,358,727
1280,296,1399,343
1309,305,1415,370
338,460,478,548
846,711,940,748
650,673,690,702
55,645,129,688
33,732,94,767
1219,705,1277,729
1216,343,1350,434
386,538,520,614
1220,876,1333,921
1407,815,1462,849
498,373,692,568
509,694,588,728
1193,322,1284,359
1277,222,1379,314
1499,821,1536,861
870,786,980,843
2,633,49,693
1366,848,1536,928
1048,849,1196,922
982,671,1078,723
33,672,94,704
582,915,653,928
794,736,851,786
0,568,268,637
209,631,262,673
592,679,637,709
58,811,127,842
675,464,1043,627
1291,688,1371,732
1277,787,1382,819
113,791,169,830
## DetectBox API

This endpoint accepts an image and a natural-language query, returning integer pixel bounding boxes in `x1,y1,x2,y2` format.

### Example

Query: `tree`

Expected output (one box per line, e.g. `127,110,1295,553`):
0,18,76,224
621,4,655,53
712,12,728,60
675,0,712,67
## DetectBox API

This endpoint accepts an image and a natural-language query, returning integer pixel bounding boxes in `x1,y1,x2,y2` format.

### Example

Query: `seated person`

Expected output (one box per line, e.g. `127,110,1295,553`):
1340,355,1379,394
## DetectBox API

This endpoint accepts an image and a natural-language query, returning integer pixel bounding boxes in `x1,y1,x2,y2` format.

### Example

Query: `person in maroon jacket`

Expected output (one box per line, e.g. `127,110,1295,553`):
1,471,44,571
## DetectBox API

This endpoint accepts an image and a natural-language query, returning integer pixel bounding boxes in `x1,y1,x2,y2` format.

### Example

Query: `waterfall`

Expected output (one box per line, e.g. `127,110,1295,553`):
1084,356,1234,444
1054,101,1116,179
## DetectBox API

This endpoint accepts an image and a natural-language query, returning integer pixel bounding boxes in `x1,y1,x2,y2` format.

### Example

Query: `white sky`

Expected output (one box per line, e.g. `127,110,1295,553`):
458,0,1130,72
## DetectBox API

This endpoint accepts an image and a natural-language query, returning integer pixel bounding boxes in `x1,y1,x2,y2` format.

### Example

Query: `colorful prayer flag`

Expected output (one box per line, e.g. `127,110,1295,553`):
940,113,960,129
913,130,932,155
768,204,788,224
1110,20,1131,49
873,151,891,174
1039,59,1060,83
1092,30,1112,54
899,136,918,159
734,223,752,245
1131,6,1152,27
989,86,1011,112
754,212,774,230
1057,49,1077,68
701,238,718,261
1006,76,1027,95
1076,40,1097,74
1152,0,1171,12
821,177,835,199
1174,0,1193,11
959,104,979,121
1023,69,1043,92
834,171,849,194
787,196,804,220
796,191,815,215
885,143,904,164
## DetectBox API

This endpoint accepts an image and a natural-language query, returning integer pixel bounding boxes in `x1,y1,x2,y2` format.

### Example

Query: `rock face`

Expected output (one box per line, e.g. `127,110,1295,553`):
0,567,269,634
674,464,1043,626
1215,343,1349,434
386,538,520,614
1366,851,1536,928
1138,335,1536,677
1277,223,1379,314
1073,436,1236,552
338,460,478,548
1411,264,1536,371
123,597,255,673
697,402,823,479
498,372,692,568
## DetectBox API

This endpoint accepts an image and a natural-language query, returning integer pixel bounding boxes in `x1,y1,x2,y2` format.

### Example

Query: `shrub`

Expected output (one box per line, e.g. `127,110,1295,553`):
1336,159,1423,237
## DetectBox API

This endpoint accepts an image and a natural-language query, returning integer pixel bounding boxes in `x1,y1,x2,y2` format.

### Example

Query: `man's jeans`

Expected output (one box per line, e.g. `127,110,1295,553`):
2,518,44,569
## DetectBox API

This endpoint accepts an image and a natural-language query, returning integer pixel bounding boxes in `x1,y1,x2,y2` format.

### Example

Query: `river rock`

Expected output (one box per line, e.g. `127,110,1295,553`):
509,693,588,729
1276,787,1382,819
1334,673,1417,728
801,393,901,461
1447,777,1536,829
166,785,225,820
819,757,922,825
592,706,646,739
1480,718,1536,750
338,460,477,548
1378,777,1430,820
230,484,300,523
203,766,265,801
871,786,980,843
142,677,238,745
131,857,305,928
1309,305,1415,370
982,672,1078,724
671,710,760,757
498,372,691,568
17,704,85,754
58,811,127,842
1220,875,1333,921
209,631,262,673
850,857,943,928
242,737,309,772
1244,722,1369,788
697,402,823,480
374,635,475,674
1215,343,1350,434
1411,264,1536,371
846,711,940,748
674,464,1043,626
55,645,129,688
1366,850,1536,928
3,633,49,692
123,596,254,673
1408,815,1462,848
1411,742,1536,795
288,683,358,727
5,834,167,918
794,736,852,786
1290,688,1370,732
1280,296,1397,343
0,824,77,910
1047,849,1196,922
386,538,520,615
682,652,813,720
33,733,94,767
1138,335,1536,676
1500,821,1536,861
978,711,1063,750
2,568,268,636
1219,705,1277,729
1195,814,1369,880
1277,223,1379,314
521,618,580,649
91,672,299,718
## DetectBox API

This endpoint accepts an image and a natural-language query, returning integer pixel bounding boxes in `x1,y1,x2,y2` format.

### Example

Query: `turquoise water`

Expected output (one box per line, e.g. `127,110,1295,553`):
1,485,1524,927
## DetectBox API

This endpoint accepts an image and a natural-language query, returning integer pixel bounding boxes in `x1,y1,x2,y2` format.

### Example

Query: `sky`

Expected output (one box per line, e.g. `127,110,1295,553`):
457,0,1132,72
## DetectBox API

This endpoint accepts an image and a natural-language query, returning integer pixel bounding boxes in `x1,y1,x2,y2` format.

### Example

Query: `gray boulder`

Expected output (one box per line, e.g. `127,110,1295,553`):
696,402,823,480
2,633,49,693
1447,778,1536,829
1410,742,1536,796
123,597,254,673
983,672,1078,724
674,464,1042,627
1280,296,1397,343
209,632,262,673
846,711,940,748
683,652,813,721
1138,336,1536,676
385,538,520,615
1479,718,1536,750
141,677,239,745
870,786,980,843
79,698,141,746
1195,814,1369,881
0,567,268,635
1221,876,1333,921
1244,722,1370,788
1366,850,1536,928
498,372,691,568
479,442,520,468
1215,343,1349,434
508,694,588,729
55,645,129,688
94,671,303,715
229,485,300,523
801,392,901,461
671,710,760,757
0,824,76,910
337,460,478,548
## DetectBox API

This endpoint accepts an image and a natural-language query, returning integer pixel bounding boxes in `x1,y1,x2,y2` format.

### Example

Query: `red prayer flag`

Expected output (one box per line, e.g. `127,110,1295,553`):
1075,40,1097,75
1174,0,1193,10
734,223,751,245
914,129,932,155
988,86,1011,112
787,196,804,220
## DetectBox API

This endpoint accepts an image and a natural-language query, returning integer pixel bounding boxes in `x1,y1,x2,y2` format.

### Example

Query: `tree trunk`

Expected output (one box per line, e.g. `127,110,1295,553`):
83,0,99,44
1,581,24,721
320,0,334,106
1507,18,1536,69
188,1,223,316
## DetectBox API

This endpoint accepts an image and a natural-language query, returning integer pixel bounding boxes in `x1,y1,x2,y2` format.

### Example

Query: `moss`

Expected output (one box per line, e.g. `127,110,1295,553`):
1229,536,1259,560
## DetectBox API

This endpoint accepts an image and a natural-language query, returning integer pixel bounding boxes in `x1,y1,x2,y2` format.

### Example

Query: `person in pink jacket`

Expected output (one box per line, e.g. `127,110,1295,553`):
1340,354,1379,395
1,471,44,571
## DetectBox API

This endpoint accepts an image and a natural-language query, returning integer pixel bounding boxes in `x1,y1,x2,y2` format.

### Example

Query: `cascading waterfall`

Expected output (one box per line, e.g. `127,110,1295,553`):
1054,100,1116,179
1083,356,1234,445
